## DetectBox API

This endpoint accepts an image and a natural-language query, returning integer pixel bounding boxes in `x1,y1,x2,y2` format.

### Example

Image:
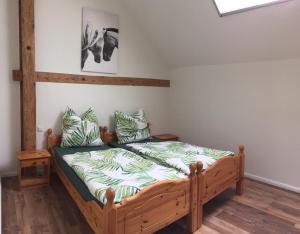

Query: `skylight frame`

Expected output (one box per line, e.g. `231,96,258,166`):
213,0,292,17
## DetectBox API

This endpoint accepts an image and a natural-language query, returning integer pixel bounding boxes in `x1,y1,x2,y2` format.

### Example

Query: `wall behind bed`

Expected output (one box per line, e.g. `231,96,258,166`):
169,59,300,191
34,0,170,149
0,0,170,175
0,0,21,176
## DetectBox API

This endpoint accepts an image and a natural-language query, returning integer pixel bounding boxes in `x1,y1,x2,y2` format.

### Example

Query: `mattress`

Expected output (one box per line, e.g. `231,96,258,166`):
53,145,110,206
54,144,186,205
126,141,234,174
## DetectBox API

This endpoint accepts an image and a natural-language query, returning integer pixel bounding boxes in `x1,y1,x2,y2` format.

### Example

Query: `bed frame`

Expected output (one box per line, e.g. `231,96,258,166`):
197,145,245,228
47,128,199,234
100,127,245,230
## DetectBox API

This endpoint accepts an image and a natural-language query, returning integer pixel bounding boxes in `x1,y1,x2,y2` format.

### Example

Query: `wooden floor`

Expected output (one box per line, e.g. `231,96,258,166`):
2,175,300,234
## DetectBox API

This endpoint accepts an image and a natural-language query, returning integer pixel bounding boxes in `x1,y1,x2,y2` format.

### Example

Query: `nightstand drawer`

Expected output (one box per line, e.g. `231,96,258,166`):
20,158,49,168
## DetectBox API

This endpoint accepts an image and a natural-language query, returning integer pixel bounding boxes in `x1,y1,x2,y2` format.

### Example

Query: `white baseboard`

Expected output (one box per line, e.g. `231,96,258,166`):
245,173,300,194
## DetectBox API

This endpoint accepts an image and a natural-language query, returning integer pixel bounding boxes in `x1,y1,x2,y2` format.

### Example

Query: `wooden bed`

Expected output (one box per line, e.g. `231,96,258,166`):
47,128,199,234
100,127,245,230
197,145,245,228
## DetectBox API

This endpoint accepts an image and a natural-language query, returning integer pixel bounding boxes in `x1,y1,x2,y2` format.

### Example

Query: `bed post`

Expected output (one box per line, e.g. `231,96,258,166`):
103,188,117,234
196,162,204,229
236,145,245,195
47,129,55,156
187,163,198,232
100,126,114,144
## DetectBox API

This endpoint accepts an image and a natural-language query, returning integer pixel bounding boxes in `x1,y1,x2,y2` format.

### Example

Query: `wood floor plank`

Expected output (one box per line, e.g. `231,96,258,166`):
2,176,300,234
195,224,221,234
204,216,249,234
217,200,300,234
231,180,300,226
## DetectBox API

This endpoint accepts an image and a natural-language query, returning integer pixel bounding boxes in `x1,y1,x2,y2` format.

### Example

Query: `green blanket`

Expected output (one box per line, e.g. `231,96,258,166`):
63,148,186,204
126,141,234,175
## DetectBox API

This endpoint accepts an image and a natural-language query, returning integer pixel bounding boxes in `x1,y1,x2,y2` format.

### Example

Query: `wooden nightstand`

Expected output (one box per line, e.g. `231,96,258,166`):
17,150,51,188
153,134,179,141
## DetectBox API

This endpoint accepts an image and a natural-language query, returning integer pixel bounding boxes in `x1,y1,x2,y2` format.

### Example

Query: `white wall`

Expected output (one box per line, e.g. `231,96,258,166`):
0,0,20,176
0,0,170,175
35,0,170,149
170,59,300,190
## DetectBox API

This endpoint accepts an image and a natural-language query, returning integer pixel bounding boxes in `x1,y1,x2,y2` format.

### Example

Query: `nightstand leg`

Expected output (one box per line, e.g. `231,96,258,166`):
17,161,21,188
47,159,50,184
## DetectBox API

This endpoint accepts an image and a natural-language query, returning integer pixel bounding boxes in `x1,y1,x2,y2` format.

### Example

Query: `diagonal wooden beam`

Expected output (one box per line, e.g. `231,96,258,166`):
19,0,36,150
13,70,170,87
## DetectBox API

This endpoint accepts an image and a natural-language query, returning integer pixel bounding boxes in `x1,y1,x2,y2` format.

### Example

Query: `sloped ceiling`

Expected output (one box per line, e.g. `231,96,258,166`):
121,0,300,67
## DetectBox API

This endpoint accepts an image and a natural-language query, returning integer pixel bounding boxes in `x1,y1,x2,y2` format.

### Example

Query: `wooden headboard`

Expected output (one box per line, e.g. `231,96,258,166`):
47,123,152,152
47,127,114,152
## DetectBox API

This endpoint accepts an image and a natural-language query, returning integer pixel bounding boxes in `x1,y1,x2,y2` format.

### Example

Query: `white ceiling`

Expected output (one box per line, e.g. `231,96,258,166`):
121,0,300,67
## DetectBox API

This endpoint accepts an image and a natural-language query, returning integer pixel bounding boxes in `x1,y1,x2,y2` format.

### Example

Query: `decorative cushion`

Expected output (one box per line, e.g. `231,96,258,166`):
61,107,103,147
115,109,151,144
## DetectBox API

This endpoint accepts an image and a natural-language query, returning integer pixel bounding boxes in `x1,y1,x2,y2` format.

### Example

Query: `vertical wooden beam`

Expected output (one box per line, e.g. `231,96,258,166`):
19,0,36,150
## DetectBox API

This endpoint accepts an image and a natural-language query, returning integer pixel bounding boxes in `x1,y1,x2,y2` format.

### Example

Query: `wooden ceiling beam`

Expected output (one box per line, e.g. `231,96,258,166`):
13,70,170,87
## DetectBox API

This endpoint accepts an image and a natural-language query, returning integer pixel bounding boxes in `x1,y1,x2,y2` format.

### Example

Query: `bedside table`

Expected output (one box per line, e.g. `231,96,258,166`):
153,134,179,141
16,150,51,188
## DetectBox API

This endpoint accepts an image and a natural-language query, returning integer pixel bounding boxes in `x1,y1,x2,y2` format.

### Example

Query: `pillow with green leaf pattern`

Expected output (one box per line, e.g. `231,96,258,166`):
61,107,103,147
115,109,151,144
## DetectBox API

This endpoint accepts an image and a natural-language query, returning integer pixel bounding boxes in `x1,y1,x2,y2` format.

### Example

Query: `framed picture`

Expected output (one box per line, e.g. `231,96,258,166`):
81,7,119,74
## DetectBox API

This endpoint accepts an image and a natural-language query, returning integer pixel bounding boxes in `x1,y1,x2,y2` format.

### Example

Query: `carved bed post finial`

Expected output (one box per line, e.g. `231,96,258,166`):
100,126,108,134
189,163,197,177
196,162,203,175
101,126,113,144
47,128,53,136
105,187,115,207
239,145,245,156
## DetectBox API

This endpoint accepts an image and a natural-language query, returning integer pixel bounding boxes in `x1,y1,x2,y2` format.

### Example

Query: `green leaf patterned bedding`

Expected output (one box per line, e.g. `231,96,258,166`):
126,141,234,175
115,109,151,144
61,107,103,148
63,148,186,204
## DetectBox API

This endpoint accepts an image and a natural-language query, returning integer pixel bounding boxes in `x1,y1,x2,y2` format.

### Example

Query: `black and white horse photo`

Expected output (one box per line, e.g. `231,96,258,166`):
103,28,119,62
81,8,119,73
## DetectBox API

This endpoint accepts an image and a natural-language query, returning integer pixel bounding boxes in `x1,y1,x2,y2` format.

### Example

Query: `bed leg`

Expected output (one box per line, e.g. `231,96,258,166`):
198,203,203,229
236,145,245,195
236,178,244,195
187,164,198,232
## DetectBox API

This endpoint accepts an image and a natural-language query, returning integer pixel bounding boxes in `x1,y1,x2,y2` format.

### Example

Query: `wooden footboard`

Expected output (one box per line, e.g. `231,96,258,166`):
115,169,197,234
197,145,245,228
55,159,197,234
48,128,199,234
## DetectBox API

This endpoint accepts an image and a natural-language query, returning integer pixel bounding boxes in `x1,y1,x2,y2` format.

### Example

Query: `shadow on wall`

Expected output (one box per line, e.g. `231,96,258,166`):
0,0,21,175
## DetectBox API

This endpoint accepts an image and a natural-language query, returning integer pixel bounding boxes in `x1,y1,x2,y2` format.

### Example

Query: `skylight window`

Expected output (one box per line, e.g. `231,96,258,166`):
214,0,290,16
